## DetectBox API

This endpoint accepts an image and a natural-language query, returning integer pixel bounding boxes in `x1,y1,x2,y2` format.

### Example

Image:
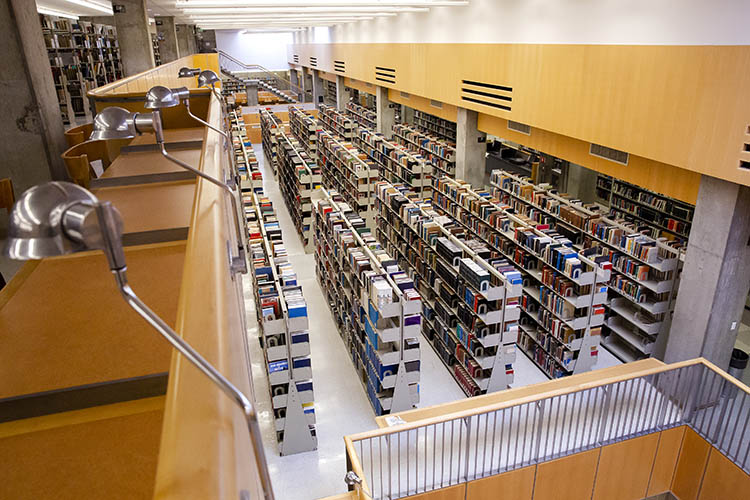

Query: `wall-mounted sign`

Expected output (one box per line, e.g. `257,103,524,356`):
113,4,125,13
156,20,163,26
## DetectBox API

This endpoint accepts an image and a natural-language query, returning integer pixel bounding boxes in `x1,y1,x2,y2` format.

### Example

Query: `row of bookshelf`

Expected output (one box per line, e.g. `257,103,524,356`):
319,104,355,140
230,112,263,195
313,189,421,415
289,106,319,160
489,170,683,364
392,123,457,178
430,175,607,379
245,190,317,455
346,101,377,130
413,110,457,142
374,181,520,396
259,109,283,177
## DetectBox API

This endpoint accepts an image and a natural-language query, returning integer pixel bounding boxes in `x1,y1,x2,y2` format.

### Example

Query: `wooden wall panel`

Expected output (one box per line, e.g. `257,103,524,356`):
479,113,701,204
533,449,600,500
403,484,466,500
648,426,686,496
466,466,534,500
289,43,750,188
345,77,376,96
388,89,458,123
672,428,711,500
698,449,750,500
592,433,660,500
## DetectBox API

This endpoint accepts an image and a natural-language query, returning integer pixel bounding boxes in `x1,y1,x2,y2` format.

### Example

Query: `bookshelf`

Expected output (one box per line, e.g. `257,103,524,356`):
489,170,683,364
317,129,379,226
413,110,457,142
354,127,433,198
289,106,319,160
259,109,283,176
596,174,694,242
431,176,609,379
246,191,317,455
346,102,377,130
375,181,522,396
230,111,262,196
325,80,337,105
313,188,421,415
40,15,123,124
318,104,356,140
392,123,457,178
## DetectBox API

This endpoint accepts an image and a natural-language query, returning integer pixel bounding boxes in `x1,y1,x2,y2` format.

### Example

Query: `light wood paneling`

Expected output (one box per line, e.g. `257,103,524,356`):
593,433,660,500
0,399,164,500
289,43,750,189
466,465,534,500
319,70,338,83
648,426,686,496
130,127,205,146
389,89,458,124
479,114,701,204
698,449,750,500
403,484,466,500
534,449,600,500
672,428,711,500
101,148,202,180
345,76,376,96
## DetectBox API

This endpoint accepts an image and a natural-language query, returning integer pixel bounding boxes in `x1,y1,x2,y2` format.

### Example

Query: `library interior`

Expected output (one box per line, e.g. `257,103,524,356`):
2,1,750,499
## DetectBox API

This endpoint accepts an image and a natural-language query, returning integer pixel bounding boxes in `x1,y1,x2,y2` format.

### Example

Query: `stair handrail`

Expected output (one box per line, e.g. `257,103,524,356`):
216,49,301,94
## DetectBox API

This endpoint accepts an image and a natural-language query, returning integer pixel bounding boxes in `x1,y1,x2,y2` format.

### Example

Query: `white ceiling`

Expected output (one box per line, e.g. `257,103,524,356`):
37,1,469,31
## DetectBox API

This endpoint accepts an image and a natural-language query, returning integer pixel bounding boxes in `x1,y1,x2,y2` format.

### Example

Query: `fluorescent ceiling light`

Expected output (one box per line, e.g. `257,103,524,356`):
37,6,80,19
64,0,113,14
191,14,391,20
182,6,429,14
177,1,468,7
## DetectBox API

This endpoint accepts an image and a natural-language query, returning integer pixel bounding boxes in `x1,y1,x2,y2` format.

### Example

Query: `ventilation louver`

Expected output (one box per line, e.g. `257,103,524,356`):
334,60,345,73
293,54,299,63
460,80,512,111
400,91,410,98
507,120,531,135
430,100,443,109
590,143,629,165
375,66,396,85
309,56,318,67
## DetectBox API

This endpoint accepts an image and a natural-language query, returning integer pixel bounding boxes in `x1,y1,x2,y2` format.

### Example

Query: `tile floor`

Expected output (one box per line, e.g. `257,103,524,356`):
244,143,624,499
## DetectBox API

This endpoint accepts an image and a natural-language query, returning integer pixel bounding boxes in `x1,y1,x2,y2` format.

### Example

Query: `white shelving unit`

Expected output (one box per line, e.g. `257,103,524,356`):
319,104,356,140
346,101,377,130
392,123,456,178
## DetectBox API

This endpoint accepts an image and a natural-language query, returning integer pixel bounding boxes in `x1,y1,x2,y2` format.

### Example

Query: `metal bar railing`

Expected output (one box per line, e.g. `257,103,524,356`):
344,359,750,499
217,49,302,96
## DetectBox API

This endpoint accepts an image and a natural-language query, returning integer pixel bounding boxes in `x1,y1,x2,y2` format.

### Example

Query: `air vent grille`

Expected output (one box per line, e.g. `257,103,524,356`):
460,79,512,112
430,100,443,109
590,143,629,165
375,66,396,85
741,160,750,170
309,56,318,67
507,120,531,135
334,60,345,73
400,91,410,98
293,54,299,63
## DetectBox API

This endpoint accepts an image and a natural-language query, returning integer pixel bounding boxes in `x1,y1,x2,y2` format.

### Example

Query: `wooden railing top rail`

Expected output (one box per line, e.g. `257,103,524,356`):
353,358,747,441
89,54,221,98
152,95,261,500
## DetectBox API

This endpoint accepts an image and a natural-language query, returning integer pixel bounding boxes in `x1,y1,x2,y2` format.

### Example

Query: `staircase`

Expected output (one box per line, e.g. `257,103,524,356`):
217,50,298,104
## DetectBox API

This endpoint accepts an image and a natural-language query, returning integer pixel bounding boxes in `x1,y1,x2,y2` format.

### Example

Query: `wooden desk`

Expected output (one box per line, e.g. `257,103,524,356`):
129,127,205,147
93,180,196,245
93,147,202,187
0,396,164,500
0,241,185,419
375,359,665,428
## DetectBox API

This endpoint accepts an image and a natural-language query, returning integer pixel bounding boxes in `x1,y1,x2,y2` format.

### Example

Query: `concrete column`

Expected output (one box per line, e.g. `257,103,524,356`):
663,175,750,370
155,16,179,63
0,0,68,192
335,75,350,111
176,24,191,57
112,0,154,76
299,67,309,102
198,29,216,53
246,81,259,106
311,70,324,108
564,162,598,202
187,25,197,55
455,107,487,187
376,85,396,137
401,105,415,125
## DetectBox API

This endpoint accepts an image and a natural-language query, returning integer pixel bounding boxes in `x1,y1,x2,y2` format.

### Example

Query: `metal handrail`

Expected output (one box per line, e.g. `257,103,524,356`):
343,358,750,499
216,49,301,94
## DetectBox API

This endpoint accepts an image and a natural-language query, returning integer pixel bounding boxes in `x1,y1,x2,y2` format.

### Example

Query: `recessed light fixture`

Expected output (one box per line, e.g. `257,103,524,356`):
64,0,114,14
37,6,80,19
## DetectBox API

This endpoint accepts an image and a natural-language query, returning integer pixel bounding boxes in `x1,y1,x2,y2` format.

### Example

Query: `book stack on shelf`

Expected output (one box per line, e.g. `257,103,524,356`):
431,175,611,379
325,80,337,105
276,131,321,249
318,104,356,140
40,15,123,124
489,169,684,363
247,191,317,455
583,217,681,362
354,127,433,197
346,102,377,130
230,111,262,195
596,174,694,242
317,129,379,226
151,33,161,66
259,109,284,176
413,110,457,142
289,106,320,160
375,181,522,396
313,188,421,416
490,169,604,245
392,123,457,178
